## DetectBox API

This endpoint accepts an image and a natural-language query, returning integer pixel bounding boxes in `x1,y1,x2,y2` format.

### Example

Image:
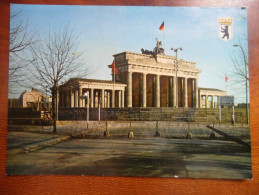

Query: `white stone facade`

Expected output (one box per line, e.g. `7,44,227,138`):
59,78,126,108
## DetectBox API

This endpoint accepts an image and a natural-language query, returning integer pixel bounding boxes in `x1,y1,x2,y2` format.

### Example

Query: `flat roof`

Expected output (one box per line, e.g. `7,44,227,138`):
199,87,226,92
63,78,126,86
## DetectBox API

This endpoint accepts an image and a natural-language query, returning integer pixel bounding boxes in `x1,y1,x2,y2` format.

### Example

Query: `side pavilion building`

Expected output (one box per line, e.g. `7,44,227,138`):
59,78,126,109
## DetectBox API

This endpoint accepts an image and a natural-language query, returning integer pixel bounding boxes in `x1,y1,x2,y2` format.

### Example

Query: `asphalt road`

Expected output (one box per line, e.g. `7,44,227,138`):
6,137,252,179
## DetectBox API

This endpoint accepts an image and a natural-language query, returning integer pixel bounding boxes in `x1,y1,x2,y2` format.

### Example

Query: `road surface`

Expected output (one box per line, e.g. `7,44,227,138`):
7,137,252,179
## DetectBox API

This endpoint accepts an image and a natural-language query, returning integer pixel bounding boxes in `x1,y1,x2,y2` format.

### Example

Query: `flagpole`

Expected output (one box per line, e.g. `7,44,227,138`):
159,21,165,54
113,58,115,107
225,75,228,95
163,28,165,54
226,81,227,95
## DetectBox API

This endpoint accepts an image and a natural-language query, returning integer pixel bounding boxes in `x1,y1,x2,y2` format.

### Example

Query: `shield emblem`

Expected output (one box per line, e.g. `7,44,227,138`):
218,17,233,41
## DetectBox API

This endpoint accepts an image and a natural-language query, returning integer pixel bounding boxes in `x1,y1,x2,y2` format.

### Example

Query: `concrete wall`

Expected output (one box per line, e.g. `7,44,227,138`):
58,107,248,124
56,121,250,138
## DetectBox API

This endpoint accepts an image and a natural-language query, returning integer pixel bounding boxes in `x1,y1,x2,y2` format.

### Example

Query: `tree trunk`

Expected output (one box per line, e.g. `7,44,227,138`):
52,86,58,133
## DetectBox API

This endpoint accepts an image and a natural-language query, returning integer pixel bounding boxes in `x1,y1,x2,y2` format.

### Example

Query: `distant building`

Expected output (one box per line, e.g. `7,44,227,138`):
199,88,227,108
19,88,50,110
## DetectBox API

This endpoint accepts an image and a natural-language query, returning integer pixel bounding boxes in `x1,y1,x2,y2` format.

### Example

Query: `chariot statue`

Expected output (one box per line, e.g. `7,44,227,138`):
141,38,165,55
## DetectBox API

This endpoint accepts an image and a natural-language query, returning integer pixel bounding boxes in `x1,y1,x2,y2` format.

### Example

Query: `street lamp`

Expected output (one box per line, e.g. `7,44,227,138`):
84,92,89,122
171,47,183,108
233,44,249,124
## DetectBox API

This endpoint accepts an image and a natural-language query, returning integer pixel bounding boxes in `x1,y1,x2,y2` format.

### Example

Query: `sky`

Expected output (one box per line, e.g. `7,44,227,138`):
10,4,248,103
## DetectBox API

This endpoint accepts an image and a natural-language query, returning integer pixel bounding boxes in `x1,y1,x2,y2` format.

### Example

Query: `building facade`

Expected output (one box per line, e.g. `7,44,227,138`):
59,78,126,108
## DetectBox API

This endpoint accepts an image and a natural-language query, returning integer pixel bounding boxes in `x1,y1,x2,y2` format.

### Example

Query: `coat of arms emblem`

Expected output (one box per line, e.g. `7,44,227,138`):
218,17,234,41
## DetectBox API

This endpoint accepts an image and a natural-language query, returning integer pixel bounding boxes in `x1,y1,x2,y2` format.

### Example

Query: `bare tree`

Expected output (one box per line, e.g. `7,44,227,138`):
230,42,248,88
229,8,249,123
226,8,249,103
28,24,88,133
230,37,248,100
9,9,35,97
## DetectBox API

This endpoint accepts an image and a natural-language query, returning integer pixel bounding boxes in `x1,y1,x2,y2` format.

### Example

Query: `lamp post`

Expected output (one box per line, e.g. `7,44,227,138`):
233,44,249,124
84,92,89,122
171,47,183,108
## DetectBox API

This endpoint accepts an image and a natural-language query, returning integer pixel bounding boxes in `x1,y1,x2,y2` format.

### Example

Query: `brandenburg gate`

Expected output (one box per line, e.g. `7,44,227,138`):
113,50,201,108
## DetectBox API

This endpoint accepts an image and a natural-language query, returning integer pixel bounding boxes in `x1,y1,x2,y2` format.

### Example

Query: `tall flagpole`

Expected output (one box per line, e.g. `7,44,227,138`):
159,21,165,54
113,59,115,107
163,21,165,54
225,75,228,95
226,81,227,95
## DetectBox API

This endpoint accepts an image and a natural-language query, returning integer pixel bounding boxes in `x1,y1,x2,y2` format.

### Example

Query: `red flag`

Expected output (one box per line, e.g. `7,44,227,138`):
159,21,165,30
225,75,228,82
111,60,118,75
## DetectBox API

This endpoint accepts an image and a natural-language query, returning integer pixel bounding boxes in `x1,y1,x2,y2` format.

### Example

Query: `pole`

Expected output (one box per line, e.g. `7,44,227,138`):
113,58,116,108
171,47,182,108
56,87,59,121
219,105,221,123
233,105,235,125
226,80,227,95
219,96,221,123
175,51,178,108
87,96,89,122
98,100,100,121
239,46,249,124
234,45,249,124
163,28,165,54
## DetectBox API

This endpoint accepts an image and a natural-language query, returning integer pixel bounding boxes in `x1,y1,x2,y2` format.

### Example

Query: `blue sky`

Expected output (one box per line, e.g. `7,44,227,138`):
11,5,248,103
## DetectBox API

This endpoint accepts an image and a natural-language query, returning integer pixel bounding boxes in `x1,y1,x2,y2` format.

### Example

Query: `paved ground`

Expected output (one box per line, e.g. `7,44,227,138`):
6,135,252,179
7,132,62,150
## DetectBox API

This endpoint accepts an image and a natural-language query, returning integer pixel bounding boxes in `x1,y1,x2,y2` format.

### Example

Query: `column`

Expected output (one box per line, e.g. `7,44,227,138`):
118,91,121,108
70,89,74,108
212,95,214,108
90,88,94,108
169,77,173,107
173,77,177,107
78,87,82,107
217,96,220,108
101,89,105,108
95,91,98,108
205,95,208,108
121,90,125,108
156,75,160,107
184,78,188,108
112,90,115,108
195,79,199,108
142,73,147,107
127,72,132,107
74,90,78,107
107,91,110,108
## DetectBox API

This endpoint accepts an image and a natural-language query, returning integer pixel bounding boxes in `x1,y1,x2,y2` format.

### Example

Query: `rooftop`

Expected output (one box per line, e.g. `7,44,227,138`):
62,78,126,86
199,87,226,92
